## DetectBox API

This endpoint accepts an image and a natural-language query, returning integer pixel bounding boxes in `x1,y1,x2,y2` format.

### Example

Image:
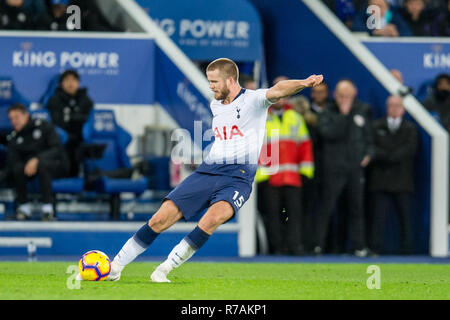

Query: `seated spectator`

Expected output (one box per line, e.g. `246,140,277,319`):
399,0,433,36
322,0,356,29
6,104,69,221
352,0,412,36
46,69,93,177
71,0,125,31
368,95,418,255
35,0,74,31
423,73,450,132
0,0,34,30
22,0,46,24
432,0,450,37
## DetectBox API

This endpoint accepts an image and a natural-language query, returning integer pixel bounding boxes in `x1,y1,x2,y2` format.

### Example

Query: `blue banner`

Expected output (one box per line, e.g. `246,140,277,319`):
363,40,450,101
0,35,155,104
137,0,263,62
155,46,212,150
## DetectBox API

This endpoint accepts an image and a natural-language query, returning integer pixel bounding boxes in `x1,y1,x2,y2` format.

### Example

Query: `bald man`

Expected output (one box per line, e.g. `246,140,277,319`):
315,79,374,257
368,96,418,255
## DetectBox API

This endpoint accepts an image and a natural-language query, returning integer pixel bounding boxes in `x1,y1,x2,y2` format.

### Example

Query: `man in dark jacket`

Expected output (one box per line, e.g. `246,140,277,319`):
368,96,418,254
399,0,433,36
6,104,69,220
46,69,93,177
423,73,450,133
0,0,33,30
315,79,374,257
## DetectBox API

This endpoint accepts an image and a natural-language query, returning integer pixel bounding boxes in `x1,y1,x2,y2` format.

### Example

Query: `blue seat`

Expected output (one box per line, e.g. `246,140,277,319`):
82,109,148,219
28,110,84,195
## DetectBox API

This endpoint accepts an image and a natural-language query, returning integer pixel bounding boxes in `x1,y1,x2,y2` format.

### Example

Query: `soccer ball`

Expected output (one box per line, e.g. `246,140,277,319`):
78,250,111,281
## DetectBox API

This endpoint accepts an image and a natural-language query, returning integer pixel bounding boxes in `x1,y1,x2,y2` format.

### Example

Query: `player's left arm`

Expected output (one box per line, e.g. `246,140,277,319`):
266,75,324,103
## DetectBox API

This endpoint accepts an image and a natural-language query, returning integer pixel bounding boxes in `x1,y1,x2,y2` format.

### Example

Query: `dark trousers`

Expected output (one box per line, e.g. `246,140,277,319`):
264,185,303,254
317,169,366,251
65,139,81,177
370,191,412,255
12,158,68,205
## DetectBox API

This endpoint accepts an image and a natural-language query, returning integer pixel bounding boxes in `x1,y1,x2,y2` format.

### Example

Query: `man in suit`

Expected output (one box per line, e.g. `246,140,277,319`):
368,95,418,255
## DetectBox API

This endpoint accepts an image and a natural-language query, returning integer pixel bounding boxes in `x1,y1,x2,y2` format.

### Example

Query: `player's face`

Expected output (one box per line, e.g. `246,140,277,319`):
8,110,29,132
207,69,230,100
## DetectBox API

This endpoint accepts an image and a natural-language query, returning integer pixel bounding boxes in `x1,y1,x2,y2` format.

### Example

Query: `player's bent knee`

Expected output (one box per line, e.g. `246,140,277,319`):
147,200,181,233
199,201,234,233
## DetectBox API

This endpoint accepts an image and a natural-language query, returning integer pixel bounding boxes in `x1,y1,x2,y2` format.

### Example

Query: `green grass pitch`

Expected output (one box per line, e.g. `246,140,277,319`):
0,262,449,300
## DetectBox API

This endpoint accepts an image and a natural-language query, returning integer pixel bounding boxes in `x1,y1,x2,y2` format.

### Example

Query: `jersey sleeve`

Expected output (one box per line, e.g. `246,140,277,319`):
255,89,273,109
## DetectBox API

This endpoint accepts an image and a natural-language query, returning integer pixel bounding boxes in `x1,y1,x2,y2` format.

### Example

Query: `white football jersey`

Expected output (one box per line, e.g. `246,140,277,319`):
197,88,272,181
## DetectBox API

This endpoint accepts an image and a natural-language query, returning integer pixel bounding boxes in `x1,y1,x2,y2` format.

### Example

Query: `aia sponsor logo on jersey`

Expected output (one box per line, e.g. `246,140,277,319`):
214,125,244,140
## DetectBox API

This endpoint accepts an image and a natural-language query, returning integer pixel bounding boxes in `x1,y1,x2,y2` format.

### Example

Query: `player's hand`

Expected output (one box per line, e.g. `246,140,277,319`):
303,75,324,88
24,157,39,177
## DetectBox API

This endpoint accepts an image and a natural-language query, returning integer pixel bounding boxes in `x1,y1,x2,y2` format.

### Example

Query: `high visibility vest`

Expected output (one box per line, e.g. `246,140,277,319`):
256,106,314,187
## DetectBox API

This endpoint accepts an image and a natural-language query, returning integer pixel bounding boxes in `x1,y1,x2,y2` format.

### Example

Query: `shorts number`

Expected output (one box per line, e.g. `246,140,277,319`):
233,191,245,208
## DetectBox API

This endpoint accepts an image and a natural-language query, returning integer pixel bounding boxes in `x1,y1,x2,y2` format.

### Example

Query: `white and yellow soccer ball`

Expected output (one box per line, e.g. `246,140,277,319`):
78,250,111,281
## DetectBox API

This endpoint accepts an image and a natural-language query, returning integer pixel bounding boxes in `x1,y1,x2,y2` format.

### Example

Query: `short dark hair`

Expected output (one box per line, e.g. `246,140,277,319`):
59,69,80,83
8,103,28,114
435,73,450,86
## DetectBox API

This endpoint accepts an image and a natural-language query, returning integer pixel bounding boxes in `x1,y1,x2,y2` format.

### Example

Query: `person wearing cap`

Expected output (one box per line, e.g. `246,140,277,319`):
46,69,94,177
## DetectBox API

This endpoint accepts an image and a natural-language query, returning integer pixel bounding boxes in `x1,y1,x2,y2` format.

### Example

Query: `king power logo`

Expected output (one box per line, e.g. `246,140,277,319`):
12,49,120,70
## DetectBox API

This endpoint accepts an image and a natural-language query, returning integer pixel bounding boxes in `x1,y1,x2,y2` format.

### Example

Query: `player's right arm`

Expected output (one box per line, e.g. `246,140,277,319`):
266,75,324,104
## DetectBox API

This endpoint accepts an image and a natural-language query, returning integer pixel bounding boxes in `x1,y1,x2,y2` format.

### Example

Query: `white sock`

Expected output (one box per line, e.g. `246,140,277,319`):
113,237,147,267
42,203,53,214
18,203,31,216
160,239,196,274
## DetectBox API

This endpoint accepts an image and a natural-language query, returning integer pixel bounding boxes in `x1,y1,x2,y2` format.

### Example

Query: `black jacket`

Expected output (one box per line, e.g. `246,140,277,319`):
6,118,69,169
368,117,418,193
0,0,33,30
423,93,450,133
317,100,374,174
46,87,93,143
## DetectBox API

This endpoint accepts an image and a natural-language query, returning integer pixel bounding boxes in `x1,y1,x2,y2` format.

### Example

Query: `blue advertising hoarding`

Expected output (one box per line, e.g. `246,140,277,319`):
362,40,450,101
136,0,263,62
0,34,156,104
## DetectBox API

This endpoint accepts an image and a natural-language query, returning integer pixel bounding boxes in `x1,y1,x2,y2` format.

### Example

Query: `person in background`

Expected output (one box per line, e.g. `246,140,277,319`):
46,69,94,177
399,0,433,36
6,104,69,221
432,0,450,37
423,73,450,133
289,95,321,253
310,82,330,115
239,73,258,90
322,0,356,29
352,0,412,36
35,0,73,31
315,79,374,257
256,76,314,255
0,0,34,30
368,96,418,255
71,0,124,31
